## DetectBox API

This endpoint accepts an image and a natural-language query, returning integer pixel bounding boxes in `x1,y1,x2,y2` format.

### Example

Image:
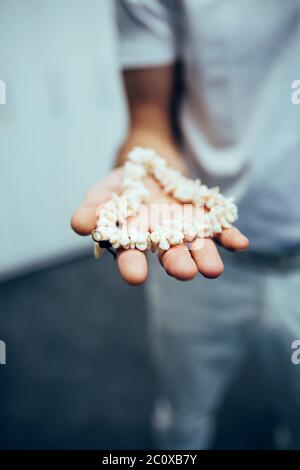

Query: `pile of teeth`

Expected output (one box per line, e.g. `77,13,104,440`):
92,147,238,259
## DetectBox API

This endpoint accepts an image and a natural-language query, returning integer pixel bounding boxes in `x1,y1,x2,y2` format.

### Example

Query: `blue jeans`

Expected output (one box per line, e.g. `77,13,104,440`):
146,249,300,449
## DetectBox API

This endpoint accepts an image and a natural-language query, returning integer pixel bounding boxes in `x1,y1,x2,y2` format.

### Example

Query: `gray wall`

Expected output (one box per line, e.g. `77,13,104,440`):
0,0,126,279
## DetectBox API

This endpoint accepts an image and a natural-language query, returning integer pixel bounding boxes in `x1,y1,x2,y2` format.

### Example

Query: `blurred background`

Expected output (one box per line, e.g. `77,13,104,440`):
0,0,283,449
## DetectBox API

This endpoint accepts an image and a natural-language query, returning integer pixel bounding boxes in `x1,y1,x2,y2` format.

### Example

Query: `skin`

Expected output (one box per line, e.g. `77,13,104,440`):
71,66,249,285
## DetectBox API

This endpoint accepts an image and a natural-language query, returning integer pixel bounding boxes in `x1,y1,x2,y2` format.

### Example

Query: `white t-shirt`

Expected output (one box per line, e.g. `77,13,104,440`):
116,0,300,253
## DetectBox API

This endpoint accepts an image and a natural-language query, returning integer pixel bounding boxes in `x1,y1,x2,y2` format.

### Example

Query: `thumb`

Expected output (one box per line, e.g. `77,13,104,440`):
71,167,123,236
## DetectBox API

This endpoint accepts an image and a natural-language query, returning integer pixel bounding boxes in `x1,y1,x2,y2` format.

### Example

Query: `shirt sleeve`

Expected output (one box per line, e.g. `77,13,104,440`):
115,0,179,69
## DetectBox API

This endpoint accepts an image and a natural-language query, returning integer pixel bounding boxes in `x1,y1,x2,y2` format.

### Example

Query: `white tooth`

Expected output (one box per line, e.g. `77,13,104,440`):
183,229,196,242
136,232,146,243
98,217,116,227
99,209,117,222
92,230,102,242
103,200,118,213
98,227,110,240
112,241,121,249
159,237,170,251
109,231,121,245
168,230,184,245
119,227,129,246
150,231,161,244
226,212,236,224
220,217,232,229
94,243,104,259
128,227,139,244
124,161,146,179
196,227,204,238
136,241,148,251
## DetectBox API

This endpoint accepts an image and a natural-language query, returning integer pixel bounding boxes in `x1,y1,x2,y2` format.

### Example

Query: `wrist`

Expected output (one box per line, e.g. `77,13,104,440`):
115,128,188,175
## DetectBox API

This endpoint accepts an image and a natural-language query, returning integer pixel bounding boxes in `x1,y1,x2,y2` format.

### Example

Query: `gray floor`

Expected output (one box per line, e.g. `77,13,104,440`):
0,253,154,449
0,253,275,449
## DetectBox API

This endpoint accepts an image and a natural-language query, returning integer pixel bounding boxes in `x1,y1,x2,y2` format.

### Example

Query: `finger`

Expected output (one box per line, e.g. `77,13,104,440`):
160,244,198,281
71,203,98,236
190,238,224,278
71,168,123,236
117,249,148,286
214,227,249,252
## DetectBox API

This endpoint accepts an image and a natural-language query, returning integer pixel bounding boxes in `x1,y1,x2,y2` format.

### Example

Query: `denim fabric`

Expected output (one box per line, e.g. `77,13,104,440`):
146,249,300,449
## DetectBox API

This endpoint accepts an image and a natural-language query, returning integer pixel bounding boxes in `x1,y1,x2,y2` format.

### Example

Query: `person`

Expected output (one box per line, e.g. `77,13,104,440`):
72,0,300,449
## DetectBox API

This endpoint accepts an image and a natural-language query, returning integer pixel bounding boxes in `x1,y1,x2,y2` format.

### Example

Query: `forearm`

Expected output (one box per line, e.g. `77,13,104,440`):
115,66,188,174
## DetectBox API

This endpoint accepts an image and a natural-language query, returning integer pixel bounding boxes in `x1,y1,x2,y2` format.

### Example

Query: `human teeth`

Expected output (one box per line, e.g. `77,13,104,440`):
150,231,161,245
124,161,146,179
99,209,117,222
91,147,238,258
98,227,111,239
92,230,102,242
136,240,148,251
183,229,197,242
168,230,184,245
98,216,115,227
120,226,130,247
111,241,120,249
128,227,139,247
94,243,104,259
103,200,118,212
219,217,231,229
159,237,170,251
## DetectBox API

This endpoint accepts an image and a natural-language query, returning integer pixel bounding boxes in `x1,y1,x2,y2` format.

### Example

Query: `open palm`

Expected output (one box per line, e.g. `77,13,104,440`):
71,168,249,285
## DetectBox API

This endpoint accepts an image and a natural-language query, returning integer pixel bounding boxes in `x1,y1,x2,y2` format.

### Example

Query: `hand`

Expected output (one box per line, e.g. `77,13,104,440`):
71,167,249,285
